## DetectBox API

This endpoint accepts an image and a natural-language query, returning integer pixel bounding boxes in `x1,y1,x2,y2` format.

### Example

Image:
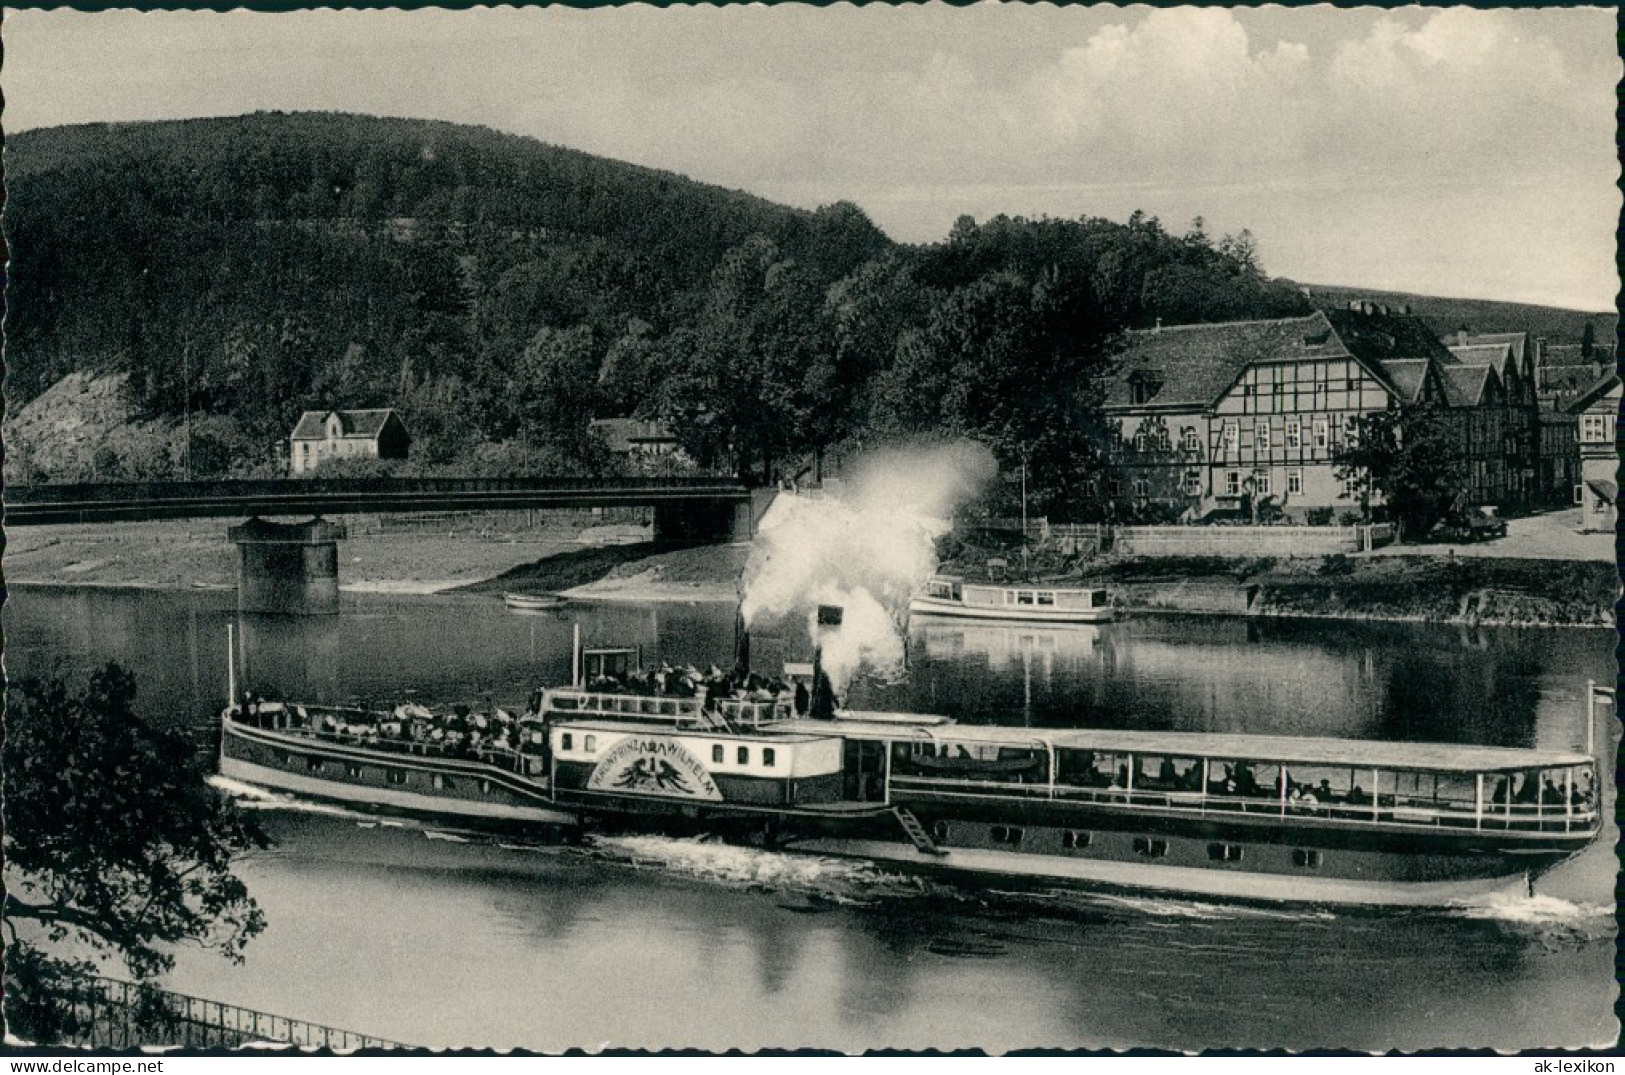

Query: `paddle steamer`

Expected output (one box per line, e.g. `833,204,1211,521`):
218,633,1605,907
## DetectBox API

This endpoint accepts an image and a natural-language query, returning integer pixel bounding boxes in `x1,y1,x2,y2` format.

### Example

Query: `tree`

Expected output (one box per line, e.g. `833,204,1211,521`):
4,664,268,1040
1334,403,1468,539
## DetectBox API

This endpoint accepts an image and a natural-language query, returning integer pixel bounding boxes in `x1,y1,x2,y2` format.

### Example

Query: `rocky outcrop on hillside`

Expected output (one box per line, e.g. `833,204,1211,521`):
4,372,181,484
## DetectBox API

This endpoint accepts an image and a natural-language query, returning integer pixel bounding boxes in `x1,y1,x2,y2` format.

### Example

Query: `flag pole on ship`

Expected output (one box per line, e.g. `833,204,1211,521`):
226,622,237,708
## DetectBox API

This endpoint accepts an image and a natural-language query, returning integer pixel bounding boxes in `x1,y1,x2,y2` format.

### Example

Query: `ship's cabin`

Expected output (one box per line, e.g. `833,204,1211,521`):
925,578,964,602
880,731,1599,834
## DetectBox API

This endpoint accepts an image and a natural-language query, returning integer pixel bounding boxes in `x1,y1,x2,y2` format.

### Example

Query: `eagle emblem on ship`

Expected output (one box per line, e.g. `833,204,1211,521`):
610,756,694,794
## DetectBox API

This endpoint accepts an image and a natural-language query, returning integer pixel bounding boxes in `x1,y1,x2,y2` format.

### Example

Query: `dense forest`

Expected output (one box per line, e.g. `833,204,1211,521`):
9,112,1313,517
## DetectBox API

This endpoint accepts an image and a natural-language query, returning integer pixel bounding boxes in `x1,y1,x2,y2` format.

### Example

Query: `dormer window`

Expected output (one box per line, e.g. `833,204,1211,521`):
1129,369,1165,406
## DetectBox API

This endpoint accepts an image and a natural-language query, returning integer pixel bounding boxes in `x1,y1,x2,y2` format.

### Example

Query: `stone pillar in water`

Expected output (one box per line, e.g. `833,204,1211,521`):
227,517,348,615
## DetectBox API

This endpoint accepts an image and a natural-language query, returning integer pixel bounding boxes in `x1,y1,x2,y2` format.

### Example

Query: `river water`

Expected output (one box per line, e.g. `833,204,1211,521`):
6,586,1617,1052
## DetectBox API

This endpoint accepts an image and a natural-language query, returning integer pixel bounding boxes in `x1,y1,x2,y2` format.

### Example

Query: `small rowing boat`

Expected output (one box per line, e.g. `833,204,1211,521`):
504,592,568,611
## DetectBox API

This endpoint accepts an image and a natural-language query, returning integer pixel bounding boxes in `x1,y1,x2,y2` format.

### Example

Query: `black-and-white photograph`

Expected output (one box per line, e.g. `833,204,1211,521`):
3,3,1618,1056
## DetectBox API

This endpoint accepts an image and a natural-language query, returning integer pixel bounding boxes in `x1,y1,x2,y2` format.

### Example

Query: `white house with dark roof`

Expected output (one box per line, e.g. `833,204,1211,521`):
288,409,411,475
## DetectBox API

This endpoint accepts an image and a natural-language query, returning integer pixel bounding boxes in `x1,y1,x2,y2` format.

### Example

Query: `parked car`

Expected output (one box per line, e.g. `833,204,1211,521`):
1435,506,1507,543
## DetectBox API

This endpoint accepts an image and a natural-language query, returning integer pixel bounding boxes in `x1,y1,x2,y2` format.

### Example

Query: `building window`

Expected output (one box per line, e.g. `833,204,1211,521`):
1182,429,1201,453
1287,469,1303,495
1225,471,1241,496
387,769,407,786
932,821,951,842
1342,477,1358,499
1253,470,1271,497
1157,428,1171,451
1256,425,1271,452
1037,593,1056,606
1581,415,1611,443
306,756,324,773
1133,478,1150,498
737,746,750,765
1184,470,1203,495
1574,485,1585,506
345,762,363,779
712,744,724,763
762,748,776,768
1292,849,1323,869
1133,837,1169,858
1345,377,1358,392
1061,829,1092,850
561,733,573,752
1207,842,1244,862
1133,431,1148,453
1109,479,1123,498
583,735,596,752
432,773,455,791
990,826,1024,847
1285,420,1302,450
1343,415,1359,446
1222,423,1239,454
1313,420,1329,451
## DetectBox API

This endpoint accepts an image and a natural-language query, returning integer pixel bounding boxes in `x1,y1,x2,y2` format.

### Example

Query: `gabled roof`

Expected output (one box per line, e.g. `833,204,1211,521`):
290,409,403,440
1452,331,1528,372
1321,309,1456,365
1439,364,1497,408
1378,360,1431,404
1447,342,1517,381
1106,309,1463,413
1106,312,1357,410
1565,373,1622,415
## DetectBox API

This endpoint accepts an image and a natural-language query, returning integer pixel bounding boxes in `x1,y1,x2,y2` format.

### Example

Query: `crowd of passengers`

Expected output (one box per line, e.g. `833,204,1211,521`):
238,693,537,760
581,664,810,716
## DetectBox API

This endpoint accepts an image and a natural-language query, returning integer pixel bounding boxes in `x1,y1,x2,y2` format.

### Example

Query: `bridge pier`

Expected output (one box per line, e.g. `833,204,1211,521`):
651,498,755,543
227,517,348,615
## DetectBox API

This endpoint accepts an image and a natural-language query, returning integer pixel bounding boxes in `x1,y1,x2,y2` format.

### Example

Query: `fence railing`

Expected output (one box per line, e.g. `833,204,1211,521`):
52,976,404,1050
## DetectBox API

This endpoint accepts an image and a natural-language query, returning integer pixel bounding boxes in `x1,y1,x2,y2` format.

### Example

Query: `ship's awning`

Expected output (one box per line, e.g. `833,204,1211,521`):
791,718,1592,773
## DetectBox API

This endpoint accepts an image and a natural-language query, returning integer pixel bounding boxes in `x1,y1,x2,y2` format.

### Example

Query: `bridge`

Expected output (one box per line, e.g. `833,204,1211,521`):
4,475,753,527
7,476,762,614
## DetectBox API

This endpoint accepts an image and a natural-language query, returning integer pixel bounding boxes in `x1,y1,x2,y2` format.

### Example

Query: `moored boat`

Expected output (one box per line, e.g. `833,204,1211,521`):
504,592,568,611
910,576,1115,624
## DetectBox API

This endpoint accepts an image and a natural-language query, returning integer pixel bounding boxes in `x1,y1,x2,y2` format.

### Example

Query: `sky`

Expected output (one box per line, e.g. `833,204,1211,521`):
7,4,1619,311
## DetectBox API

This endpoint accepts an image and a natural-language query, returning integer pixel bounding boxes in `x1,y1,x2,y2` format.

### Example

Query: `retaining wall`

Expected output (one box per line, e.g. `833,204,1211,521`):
1113,524,1390,558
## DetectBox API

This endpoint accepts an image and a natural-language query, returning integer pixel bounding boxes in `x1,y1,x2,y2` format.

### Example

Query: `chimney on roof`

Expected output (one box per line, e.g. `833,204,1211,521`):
1456,328,1469,347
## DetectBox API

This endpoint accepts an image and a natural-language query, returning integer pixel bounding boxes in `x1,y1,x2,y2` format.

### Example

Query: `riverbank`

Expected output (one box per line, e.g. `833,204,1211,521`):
1086,555,1617,628
2,515,650,595
8,519,1614,626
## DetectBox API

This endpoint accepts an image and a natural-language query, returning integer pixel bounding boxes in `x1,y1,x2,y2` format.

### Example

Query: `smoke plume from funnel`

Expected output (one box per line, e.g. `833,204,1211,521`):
740,440,997,692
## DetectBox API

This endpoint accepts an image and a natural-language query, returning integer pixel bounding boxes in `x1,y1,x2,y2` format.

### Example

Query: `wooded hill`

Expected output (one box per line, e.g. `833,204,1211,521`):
7,112,1333,516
